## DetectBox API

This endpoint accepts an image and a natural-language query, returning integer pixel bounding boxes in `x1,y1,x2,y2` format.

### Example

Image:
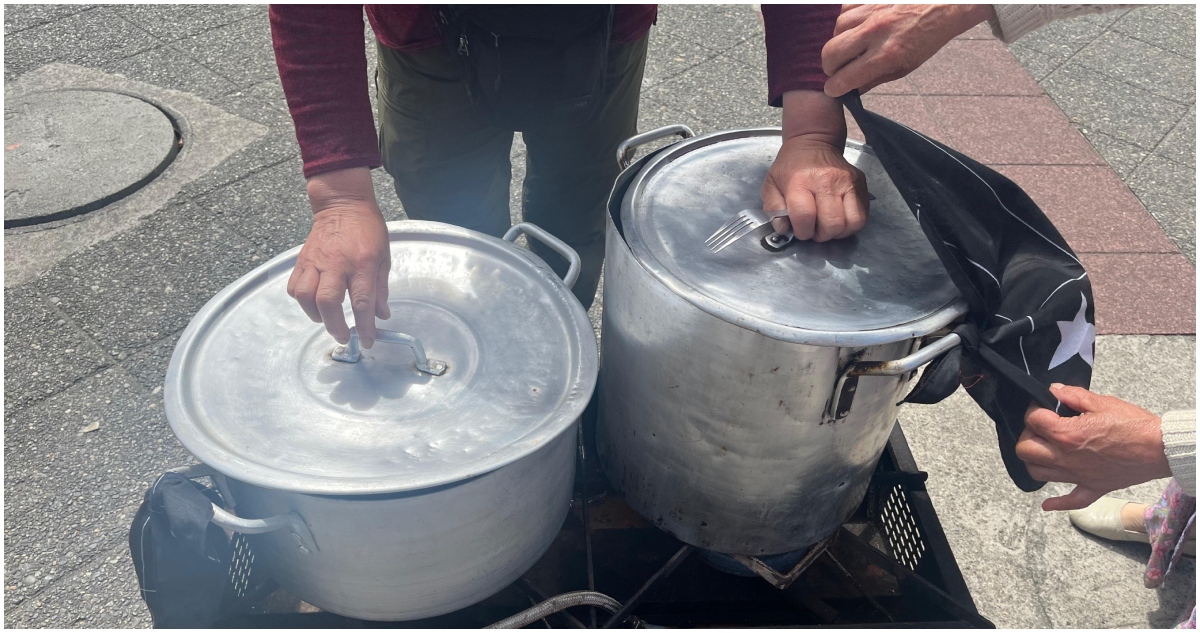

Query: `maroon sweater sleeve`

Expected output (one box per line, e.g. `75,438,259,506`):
761,5,841,107
269,5,382,179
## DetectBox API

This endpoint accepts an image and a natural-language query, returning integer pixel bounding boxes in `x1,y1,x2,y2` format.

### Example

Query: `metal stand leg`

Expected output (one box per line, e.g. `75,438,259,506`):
601,544,693,629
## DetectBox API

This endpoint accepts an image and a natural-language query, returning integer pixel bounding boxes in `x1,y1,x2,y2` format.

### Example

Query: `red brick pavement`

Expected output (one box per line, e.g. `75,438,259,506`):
845,35,1196,335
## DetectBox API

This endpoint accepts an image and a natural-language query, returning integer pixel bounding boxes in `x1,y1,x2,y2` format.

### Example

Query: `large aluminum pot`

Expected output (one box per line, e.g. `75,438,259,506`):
164,221,598,620
597,126,967,556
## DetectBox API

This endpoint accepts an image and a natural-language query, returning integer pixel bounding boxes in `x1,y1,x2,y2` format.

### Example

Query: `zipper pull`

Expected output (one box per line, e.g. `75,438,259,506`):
458,34,469,57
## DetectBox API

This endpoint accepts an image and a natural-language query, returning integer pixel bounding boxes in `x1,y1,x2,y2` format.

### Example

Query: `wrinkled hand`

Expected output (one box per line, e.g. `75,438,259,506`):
822,4,995,98
1018,384,1172,512
762,136,869,242
288,167,391,349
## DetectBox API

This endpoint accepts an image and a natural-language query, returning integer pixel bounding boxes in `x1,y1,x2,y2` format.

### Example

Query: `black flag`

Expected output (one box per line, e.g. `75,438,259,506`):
843,92,1095,492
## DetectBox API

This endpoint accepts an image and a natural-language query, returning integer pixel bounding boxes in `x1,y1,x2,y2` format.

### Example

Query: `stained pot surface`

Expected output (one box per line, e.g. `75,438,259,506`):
622,130,964,345
165,221,597,495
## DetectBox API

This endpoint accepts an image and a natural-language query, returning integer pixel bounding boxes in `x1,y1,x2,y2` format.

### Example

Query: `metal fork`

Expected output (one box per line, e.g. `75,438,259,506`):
708,191,879,253
705,208,788,253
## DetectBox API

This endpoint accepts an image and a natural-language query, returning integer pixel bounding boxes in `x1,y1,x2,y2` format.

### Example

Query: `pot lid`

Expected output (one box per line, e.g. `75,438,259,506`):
621,129,965,346
165,221,597,495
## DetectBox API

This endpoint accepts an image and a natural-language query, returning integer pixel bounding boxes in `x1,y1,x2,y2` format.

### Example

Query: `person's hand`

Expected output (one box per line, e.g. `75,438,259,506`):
762,137,868,242
1018,384,1172,512
763,90,869,242
288,167,391,348
822,4,997,98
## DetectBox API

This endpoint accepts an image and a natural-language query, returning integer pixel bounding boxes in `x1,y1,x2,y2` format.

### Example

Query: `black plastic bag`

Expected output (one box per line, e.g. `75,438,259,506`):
128,473,234,628
843,91,1095,491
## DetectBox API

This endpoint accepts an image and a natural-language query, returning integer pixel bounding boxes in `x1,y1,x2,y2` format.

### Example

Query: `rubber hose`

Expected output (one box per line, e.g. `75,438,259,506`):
485,591,623,629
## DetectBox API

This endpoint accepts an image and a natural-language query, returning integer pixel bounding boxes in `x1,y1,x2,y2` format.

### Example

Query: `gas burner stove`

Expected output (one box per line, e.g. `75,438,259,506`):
214,423,993,628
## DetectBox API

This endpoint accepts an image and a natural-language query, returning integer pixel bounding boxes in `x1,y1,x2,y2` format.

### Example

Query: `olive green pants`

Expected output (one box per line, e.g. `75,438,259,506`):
375,36,648,308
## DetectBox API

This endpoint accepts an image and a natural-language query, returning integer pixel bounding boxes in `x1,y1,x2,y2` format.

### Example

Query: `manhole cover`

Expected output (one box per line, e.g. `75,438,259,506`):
4,90,180,229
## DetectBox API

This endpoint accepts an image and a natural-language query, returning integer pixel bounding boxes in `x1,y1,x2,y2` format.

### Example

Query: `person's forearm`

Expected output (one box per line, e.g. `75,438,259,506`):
761,4,842,107
781,90,847,146
307,167,380,215
269,5,382,179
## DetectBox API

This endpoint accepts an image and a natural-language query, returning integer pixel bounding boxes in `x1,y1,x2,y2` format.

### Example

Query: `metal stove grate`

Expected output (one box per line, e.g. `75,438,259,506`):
209,423,992,628
229,533,256,598
880,484,926,571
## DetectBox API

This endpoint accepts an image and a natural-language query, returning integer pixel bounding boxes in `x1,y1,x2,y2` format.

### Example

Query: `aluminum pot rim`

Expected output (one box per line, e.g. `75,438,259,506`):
165,220,597,496
620,128,968,347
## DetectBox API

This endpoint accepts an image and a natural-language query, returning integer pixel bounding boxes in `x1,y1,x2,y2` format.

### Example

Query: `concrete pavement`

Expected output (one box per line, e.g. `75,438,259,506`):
4,4,1195,628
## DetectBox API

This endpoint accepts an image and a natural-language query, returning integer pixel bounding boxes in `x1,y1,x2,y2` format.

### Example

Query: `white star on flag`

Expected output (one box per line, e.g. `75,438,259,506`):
1048,292,1095,370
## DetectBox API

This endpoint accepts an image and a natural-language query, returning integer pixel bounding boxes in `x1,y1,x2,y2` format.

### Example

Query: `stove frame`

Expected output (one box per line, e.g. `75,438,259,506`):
212,423,993,628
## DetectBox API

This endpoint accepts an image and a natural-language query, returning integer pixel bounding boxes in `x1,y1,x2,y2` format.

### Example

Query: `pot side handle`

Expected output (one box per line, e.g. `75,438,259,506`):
825,333,962,421
503,222,582,290
169,464,320,555
616,124,695,170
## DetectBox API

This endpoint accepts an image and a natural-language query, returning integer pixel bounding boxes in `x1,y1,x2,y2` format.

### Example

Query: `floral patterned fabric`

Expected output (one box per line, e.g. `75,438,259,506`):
1143,479,1196,628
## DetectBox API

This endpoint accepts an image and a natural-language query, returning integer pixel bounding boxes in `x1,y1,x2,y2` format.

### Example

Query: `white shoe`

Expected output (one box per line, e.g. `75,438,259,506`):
1067,497,1150,545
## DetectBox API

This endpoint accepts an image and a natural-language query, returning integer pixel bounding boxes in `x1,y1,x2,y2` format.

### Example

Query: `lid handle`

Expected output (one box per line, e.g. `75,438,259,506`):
616,124,695,170
331,327,448,376
503,222,581,290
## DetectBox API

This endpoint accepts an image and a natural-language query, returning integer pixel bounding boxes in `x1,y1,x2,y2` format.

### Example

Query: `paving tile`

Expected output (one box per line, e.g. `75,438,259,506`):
642,30,717,88
909,39,1043,96
862,75,923,96
1013,10,1123,65
1083,131,1154,180
992,165,1179,255
4,4,95,35
35,200,263,355
1008,43,1059,82
1111,4,1196,58
656,3,761,53
1155,106,1196,168
846,95,952,147
1073,30,1195,104
1089,334,1198,414
925,96,1103,165
641,54,772,131
172,12,278,88
120,331,184,396
1081,253,1196,334
1042,61,1189,150
906,395,1194,627
508,134,527,227
2,7,158,82
718,35,766,77
4,367,192,615
638,96,716,139
116,3,263,42
104,43,241,100
4,285,113,417
1129,154,1197,263
175,91,301,200
371,165,408,222
245,78,290,116
1158,3,1197,18
955,22,996,40
206,87,293,132
197,157,313,259
178,130,302,203
723,34,917,97
5,539,149,628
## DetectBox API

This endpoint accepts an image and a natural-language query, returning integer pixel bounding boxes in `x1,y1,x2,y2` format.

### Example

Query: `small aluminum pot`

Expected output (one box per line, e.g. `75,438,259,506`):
597,127,967,556
172,428,574,620
165,221,598,620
